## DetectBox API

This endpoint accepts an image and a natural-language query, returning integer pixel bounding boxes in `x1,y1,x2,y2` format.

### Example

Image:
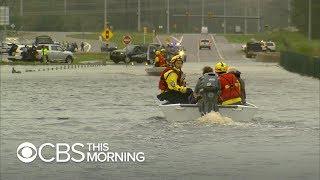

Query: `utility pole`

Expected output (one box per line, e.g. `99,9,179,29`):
20,0,23,16
244,0,247,34
201,0,204,27
308,0,312,40
166,0,170,34
137,0,141,32
257,0,261,32
288,0,291,26
224,0,226,34
104,0,107,28
64,0,67,15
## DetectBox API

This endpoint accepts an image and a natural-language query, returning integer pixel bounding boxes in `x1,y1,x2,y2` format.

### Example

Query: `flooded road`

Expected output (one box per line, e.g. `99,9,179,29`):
1,35,319,180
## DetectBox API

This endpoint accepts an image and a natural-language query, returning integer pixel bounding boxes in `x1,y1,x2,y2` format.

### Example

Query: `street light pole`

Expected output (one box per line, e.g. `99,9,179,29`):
308,0,312,40
64,0,67,15
138,0,141,32
244,0,247,34
201,0,204,27
20,0,23,16
104,0,107,28
224,0,226,34
288,0,291,26
166,0,170,34
257,0,260,32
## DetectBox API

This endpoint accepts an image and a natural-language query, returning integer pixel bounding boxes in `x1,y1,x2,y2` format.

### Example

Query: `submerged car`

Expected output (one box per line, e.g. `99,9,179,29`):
110,45,147,64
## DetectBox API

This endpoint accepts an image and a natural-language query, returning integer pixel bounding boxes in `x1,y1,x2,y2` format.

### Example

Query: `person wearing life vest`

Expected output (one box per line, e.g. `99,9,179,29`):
214,62,242,105
194,66,221,114
41,45,49,63
154,49,167,67
157,55,192,104
227,67,246,105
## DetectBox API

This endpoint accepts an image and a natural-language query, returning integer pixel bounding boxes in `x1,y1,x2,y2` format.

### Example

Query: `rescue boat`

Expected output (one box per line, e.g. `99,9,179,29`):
145,66,166,76
159,103,258,122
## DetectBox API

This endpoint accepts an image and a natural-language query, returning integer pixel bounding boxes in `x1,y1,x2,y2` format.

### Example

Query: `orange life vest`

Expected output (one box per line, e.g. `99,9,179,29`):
155,54,167,67
158,67,182,91
218,73,241,103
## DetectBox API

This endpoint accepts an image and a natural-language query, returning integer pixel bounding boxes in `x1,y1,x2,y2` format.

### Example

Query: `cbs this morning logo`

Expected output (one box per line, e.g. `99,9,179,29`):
17,142,145,163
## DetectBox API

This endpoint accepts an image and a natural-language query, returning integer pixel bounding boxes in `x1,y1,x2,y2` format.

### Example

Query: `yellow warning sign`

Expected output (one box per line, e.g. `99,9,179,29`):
101,28,113,41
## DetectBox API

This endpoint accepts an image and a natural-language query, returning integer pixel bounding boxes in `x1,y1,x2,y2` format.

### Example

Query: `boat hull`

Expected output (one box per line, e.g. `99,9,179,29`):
159,103,258,122
145,66,166,76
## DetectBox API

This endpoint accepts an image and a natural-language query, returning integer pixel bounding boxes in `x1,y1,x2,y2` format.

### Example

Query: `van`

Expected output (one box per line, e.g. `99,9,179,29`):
201,26,208,34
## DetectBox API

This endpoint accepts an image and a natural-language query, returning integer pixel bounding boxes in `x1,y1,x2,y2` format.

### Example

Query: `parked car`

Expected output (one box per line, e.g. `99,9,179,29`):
241,44,247,52
199,39,211,50
0,42,11,53
36,44,74,64
7,44,28,60
266,41,276,52
245,42,263,58
35,35,54,45
110,45,148,64
101,42,118,52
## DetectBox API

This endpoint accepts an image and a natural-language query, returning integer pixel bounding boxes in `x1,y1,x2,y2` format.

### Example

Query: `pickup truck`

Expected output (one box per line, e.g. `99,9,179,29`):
36,44,74,64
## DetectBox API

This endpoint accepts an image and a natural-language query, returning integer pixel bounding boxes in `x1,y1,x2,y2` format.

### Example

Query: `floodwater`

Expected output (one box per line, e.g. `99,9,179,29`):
0,61,319,180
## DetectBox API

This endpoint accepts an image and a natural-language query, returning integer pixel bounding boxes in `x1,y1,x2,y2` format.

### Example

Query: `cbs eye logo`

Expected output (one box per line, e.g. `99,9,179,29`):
17,142,37,163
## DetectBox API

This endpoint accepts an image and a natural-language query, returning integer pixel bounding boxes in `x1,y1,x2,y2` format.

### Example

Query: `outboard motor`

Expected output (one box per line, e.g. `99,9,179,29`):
198,72,220,115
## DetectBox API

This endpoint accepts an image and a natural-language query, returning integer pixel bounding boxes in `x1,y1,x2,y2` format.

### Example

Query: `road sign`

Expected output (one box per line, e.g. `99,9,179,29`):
0,6,10,25
101,28,113,41
122,35,132,45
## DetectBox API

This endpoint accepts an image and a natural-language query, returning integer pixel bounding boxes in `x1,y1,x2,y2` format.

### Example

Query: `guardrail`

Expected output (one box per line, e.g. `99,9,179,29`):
280,51,320,79
22,64,106,73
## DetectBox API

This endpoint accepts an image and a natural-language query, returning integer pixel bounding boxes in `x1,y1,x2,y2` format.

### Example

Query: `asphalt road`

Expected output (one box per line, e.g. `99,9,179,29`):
156,33,244,64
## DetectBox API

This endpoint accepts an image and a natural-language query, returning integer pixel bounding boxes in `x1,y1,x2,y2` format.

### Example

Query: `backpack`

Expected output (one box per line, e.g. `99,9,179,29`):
200,72,220,94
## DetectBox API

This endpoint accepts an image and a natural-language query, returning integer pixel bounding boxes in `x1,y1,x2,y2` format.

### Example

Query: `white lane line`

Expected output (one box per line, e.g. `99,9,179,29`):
210,34,224,60
170,35,184,44
179,35,184,44
84,42,91,52
170,35,180,43
155,35,162,45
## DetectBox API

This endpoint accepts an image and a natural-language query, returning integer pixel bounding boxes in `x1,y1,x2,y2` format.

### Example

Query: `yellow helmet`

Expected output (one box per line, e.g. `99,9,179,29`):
170,55,183,63
160,49,166,53
215,62,228,73
155,50,161,55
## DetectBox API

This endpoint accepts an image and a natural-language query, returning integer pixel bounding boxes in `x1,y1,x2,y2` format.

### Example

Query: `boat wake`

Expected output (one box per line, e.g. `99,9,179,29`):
197,111,234,125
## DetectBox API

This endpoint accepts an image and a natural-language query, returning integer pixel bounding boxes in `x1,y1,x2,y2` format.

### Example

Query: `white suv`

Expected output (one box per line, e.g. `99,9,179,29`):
36,44,74,63
266,41,276,52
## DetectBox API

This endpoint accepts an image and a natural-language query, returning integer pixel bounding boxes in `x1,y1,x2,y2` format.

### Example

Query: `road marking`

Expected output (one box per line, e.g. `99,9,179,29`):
84,42,91,52
170,35,184,44
155,35,162,45
210,34,224,60
179,35,184,44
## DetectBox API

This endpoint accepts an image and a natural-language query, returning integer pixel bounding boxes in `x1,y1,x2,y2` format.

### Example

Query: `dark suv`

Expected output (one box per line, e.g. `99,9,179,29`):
35,35,54,45
245,42,263,58
110,45,148,64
